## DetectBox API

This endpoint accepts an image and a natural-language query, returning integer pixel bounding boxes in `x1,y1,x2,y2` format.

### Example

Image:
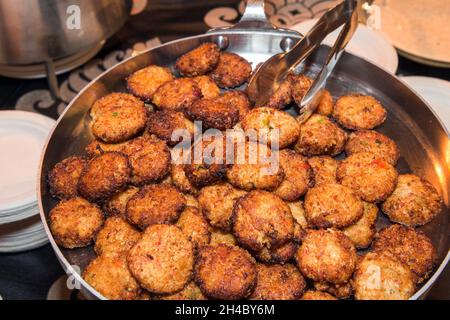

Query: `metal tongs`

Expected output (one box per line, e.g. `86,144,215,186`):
247,0,359,123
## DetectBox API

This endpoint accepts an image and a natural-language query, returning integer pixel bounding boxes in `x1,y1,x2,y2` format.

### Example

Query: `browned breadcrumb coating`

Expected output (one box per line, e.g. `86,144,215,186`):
353,251,415,300
316,90,334,116
215,91,252,121
193,75,221,99
176,43,220,77
83,254,141,300
226,141,284,191
241,107,300,148
233,191,294,252
267,74,296,109
301,290,337,300
210,52,252,89
342,202,378,249
77,152,131,203
294,114,347,157
184,193,199,208
194,244,257,300
345,130,400,165
48,156,87,200
314,281,353,299
152,78,202,111
85,139,126,157
274,149,314,201
381,174,443,227
90,93,148,143
250,264,306,300
373,224,437,283
307,156,338,186
171,164,199,195
128,224,194,295
184,97,240,130
337,152,398,203
297,229,357,284
198,183,246,231
333,94,387,130
127,65,174,102
255,241,298,265
126,184,186,230
49,197,104,249
304,183,364,229
210,228,237,246
291,75,313,107
176,206,211,249
156,282,207,300
287,201,309,243
147,110,194,146
94,216,141,256
103,186,139,219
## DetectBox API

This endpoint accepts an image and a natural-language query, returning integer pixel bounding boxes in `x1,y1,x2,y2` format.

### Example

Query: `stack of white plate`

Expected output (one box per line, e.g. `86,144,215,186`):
0,110,55,253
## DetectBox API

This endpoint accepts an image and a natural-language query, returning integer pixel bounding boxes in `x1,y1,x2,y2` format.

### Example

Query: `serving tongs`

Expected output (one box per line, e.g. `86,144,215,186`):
247,0,359,123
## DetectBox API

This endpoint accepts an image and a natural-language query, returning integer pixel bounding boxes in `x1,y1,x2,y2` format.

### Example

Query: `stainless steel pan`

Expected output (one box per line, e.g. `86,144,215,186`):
38,0,450,300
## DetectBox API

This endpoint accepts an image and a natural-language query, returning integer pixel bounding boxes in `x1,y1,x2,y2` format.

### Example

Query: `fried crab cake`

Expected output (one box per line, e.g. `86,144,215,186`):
255,241,298,265
128,224,194,294
90,93,148,143
103,186,139,218
345,130,400,165
381,174,443,227
185,97,240,130
157,282,207,300
294,114,347,157
171,164,199,195
184,193,199,208
210,228,237,246
316,90,334,116
353,251,415,300
342,202,378,249
333,94,387,130
301,290,337,300
48,156,87,200
152,78,202,111
274,150,314,201
85,139,126,157
337,152,398,203
147,110,195,146
193,75,221,99
226,141,284,191
198,183,246,231
232,191,295,252
287,201,309,243
210,52,252,88
83,254,141,300
314,281,353,299
176,206,211,249
215,90,251,121
297,229,357,284
94,216,141,256
194,244,257,300
267,74,295,109
250,264,306,300
241,107,300,148
304,183,364,229
291,75,313,107
49,197,104,249
127,65,174,102
126,184,186,230
307,156,338,186
373,224,437,283
176,43,220,77
77,152,131,203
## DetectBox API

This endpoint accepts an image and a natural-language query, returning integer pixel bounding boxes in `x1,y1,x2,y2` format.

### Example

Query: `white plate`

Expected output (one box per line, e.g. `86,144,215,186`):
0,215,48,252
290,19,398,74
0,111,55,212
400,76,450,134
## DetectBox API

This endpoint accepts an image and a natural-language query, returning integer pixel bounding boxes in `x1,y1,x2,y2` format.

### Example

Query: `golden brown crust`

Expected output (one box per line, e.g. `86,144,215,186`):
215,91,252,121
49,197,104,249
193,75,221,99
314,281,353,299
316,90,334,116
307,156,338,186
48,156,87,200
127,65,174,102
152,78,202,111
176,206,211,250
287,201,309,243
333,94,387,130
126,184,186,230
103,186,139,219
90,93,148,143
210,52,252,89
337,152,398,203
301,290,337,300
381,174,443,227
171,164,199,195
373,224,437,283
255,241,298,265
84,139,126,157
147,110,194,146
267,74,296,109
184,98,240,130
176,43,220,77
342,202,378,249
297,229,357,284
77,152,131,203
210,228,237,246
194,244,257,300
232,191,294,251
128,224,194,295
156,282,207,300
291,75,313,107
250,264,306,300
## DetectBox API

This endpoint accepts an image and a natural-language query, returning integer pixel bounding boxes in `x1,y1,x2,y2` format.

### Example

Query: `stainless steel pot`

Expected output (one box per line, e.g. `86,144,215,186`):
38,0,450,300
0,0,131,65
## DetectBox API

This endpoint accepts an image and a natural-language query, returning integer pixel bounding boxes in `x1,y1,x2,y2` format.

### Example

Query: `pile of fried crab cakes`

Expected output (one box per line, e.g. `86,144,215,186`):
47,42,444,300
